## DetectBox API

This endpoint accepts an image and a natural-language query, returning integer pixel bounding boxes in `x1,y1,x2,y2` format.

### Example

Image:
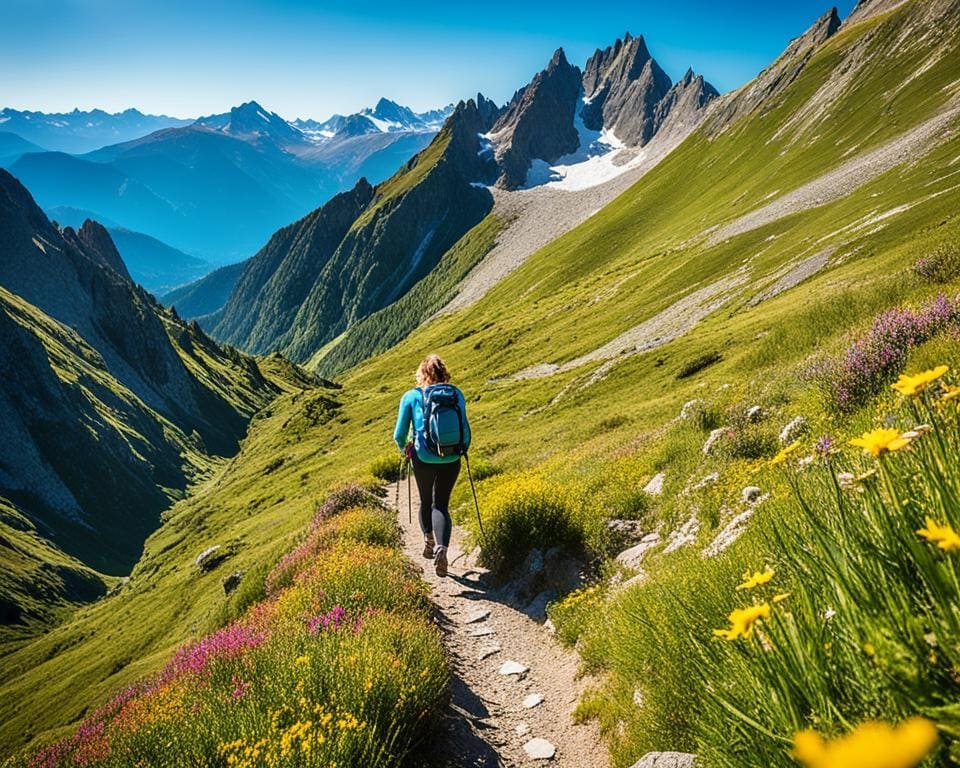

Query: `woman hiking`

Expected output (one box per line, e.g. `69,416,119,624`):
394,354,471,578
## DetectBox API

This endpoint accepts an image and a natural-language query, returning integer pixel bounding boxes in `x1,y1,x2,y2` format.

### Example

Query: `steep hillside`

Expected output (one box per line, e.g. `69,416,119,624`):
0,170,306,640
105,227,212,295
161,261,247,322
0,132,44,167
208,96,498,361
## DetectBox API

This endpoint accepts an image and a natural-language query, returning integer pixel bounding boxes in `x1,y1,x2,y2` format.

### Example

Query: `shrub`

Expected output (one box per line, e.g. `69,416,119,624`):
912,245,960,283
718,423,778,461
474,475,585,572
813,294,960,412
676,351,723,380
368,453,403,483
313,483,381,523
33,489,445,768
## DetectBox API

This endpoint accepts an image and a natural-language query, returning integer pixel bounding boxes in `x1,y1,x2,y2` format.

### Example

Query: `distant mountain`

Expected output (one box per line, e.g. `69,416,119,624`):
161,260,247,323
207,97,496,361
0,168,300,627
106,228,212,295
180,39,718,364
0,108,192,154
0,131,44,167
8,99,454,263
294,98,453,138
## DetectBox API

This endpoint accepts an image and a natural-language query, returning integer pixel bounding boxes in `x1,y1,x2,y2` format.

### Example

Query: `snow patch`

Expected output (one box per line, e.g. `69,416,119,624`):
521,105,644,192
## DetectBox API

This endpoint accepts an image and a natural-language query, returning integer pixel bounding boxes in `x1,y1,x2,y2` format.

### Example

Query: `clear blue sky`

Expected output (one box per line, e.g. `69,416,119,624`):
1,0,856,121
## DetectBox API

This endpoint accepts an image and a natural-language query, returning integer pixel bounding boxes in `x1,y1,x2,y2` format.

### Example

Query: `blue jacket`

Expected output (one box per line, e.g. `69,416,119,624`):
393,386,470,464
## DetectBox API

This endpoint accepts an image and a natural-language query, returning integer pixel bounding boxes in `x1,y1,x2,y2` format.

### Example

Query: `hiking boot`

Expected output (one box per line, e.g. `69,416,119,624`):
434,546,448,578
422,535,435,559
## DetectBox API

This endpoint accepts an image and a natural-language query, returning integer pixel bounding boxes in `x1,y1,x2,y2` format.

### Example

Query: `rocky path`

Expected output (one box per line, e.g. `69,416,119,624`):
389,481,609,768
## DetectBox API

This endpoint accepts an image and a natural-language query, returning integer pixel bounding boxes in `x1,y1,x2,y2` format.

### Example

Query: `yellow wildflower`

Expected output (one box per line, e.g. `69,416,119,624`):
792,717,938,768
864,643,876,657
891,365,949,397
773,592,791,604
941,383,960,402
770,440,801,467
849,428,911,457
713,603,771,640
295,655,311,666
736,567,775,590
917,517,960,553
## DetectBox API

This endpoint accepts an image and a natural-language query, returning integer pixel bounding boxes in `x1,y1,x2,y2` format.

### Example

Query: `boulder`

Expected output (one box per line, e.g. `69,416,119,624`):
746,405,764,422
702,427,729,455
524,590,554,623
195,545,229,573
741,486,763,504
523,738,556,760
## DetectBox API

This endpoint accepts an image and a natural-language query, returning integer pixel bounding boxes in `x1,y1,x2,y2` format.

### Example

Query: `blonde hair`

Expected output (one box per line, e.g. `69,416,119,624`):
416,354,451,387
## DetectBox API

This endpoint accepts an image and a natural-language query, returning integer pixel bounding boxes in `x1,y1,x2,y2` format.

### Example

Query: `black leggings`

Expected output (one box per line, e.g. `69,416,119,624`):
411,455,461,547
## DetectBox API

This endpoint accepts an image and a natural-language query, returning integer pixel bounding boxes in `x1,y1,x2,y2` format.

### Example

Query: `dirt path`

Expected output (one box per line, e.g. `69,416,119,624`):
389,481,609,768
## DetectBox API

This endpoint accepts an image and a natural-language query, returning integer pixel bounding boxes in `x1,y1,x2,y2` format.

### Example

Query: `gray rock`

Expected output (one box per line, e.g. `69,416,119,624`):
741,486,763,503
691,472,719,491
516,723,531,736
523,738,556,760
479,644,502,660
222,570,244,595
702,427,728,455
499,660,528,676
629,752,696,768
523,693,545,708
616,533,662,570
633,689,644,707
467,627,496,637
463,608,491,624
643,472,665,495
679,399,702,420
779,415,808,444
746,405,764,422
663,516,700,554
196,545,229,572
525,590,554,623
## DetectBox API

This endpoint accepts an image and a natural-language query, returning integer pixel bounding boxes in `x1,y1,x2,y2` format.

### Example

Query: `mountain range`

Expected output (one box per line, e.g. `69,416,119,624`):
4,99,454,265
172,35,719,370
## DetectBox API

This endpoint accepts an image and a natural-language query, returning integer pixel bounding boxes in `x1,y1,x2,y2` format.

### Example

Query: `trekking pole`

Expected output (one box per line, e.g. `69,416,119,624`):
464,453,486,545
395,458,402,510
406,459,412,526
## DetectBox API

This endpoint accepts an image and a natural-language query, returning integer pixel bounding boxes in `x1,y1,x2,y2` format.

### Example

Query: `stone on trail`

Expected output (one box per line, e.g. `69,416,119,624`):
463,608,491,624
467,626,496,637
616,533,661,570
628,752,696,768
515,723,530,736
478,644,501,660
499,660,528,676
523,738,556,760
524,590,553,622
523,693,544,708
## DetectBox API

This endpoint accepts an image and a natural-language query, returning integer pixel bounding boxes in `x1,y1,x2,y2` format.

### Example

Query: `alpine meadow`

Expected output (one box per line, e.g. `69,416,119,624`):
1,1,960,767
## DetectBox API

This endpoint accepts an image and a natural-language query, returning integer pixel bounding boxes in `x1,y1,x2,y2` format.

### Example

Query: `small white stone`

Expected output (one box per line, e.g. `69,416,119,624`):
467,627,495,637
746,405,764,422
515,723,530,736
499,660,528,676
463,608,491,624
523,693,544,708
741,486,763,503
523,738,556,760
643,472,665,495
633,689,644,707
478,644,501,660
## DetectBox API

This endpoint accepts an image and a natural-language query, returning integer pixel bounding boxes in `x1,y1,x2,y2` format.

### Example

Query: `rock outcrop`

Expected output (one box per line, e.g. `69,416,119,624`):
488,49,583,189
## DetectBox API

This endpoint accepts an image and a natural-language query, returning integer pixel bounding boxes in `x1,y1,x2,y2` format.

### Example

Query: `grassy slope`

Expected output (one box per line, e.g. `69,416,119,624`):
3,2,960,759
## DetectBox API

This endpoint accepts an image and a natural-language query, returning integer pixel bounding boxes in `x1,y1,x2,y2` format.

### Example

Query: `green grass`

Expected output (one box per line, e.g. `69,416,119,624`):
3,0,960,761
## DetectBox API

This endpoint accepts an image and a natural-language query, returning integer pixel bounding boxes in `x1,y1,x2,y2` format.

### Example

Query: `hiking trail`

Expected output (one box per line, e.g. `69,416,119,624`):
389,480,610,768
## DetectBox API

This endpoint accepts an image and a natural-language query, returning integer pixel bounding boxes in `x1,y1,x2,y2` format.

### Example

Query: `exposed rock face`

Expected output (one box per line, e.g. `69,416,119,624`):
0,169,284,580
581,33,673,145
650,68,721,143
705,8,841,134
489,49,583,189
846,0,908,24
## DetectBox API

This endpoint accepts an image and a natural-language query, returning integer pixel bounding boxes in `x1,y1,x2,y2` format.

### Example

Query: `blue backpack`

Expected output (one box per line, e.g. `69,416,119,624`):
419,384,470,458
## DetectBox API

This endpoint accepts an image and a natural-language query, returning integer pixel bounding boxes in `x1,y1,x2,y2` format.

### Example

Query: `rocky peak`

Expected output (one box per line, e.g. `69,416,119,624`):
704,7,841,134
68,219,131,281
488,48,582,189
580,32,672,145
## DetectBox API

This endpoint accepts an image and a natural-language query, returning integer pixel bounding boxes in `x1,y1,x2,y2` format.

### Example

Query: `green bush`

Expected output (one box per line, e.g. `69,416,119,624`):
474,475,586,573
368,453,403,483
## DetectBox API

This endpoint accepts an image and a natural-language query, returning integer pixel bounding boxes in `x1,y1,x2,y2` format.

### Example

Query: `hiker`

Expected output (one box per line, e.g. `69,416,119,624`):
394,354,471,577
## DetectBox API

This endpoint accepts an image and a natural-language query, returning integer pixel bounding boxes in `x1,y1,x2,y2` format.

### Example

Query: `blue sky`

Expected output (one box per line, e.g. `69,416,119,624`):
1,1,856,120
